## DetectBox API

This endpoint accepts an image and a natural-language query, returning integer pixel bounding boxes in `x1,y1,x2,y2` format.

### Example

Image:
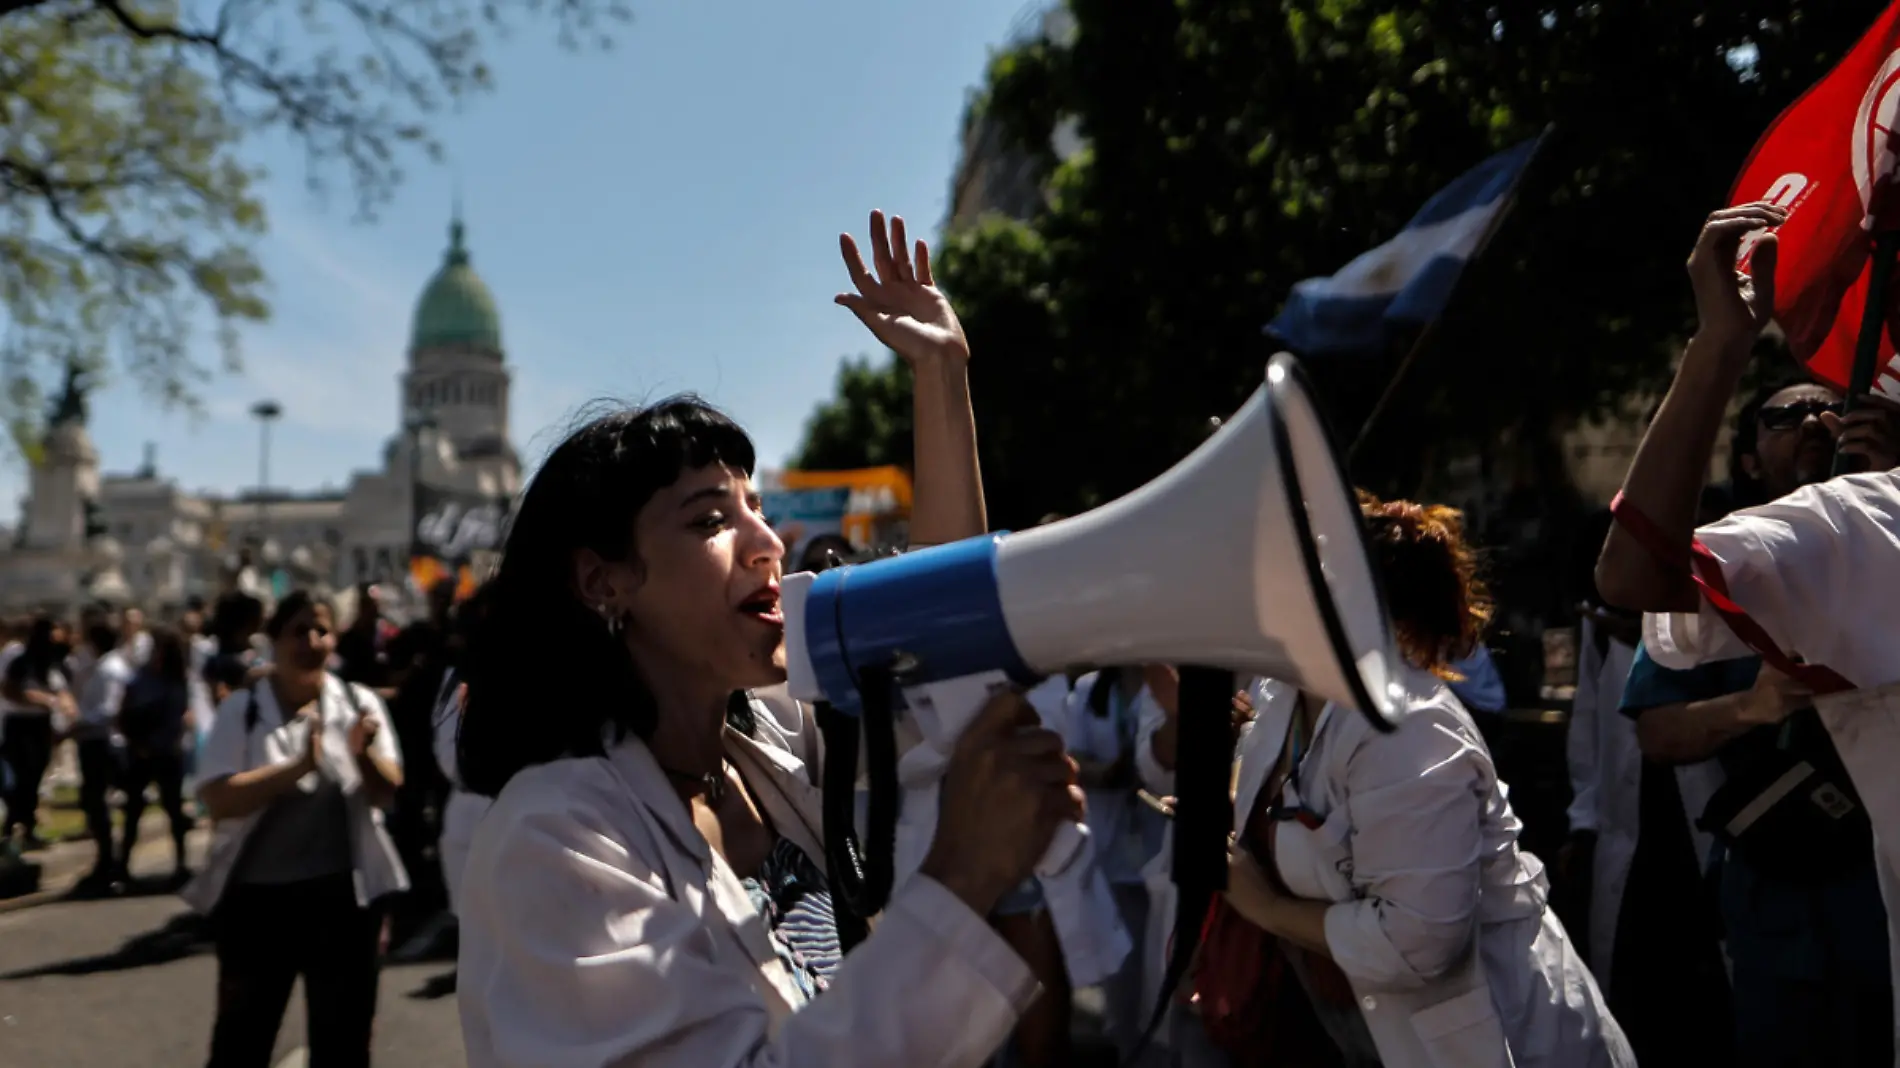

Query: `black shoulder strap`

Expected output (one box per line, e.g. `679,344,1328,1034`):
242,684,261,734
337,675,365,716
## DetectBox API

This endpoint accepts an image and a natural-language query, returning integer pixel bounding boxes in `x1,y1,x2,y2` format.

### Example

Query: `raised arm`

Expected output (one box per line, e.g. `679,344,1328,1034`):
1596,203,1786,612
836,210,986,547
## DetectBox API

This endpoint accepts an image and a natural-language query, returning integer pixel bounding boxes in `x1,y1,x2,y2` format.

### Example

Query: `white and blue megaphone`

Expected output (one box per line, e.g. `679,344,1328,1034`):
782,354,1404,940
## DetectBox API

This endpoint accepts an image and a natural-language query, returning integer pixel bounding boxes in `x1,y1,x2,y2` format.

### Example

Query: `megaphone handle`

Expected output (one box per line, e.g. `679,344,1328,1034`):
1137,667,1238,1055
816,701,872,953
816,665,901,955
1035,820,1089,880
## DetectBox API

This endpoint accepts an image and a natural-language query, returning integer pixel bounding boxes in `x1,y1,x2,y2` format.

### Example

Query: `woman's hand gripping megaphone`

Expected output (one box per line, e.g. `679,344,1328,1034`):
917,690,1084,916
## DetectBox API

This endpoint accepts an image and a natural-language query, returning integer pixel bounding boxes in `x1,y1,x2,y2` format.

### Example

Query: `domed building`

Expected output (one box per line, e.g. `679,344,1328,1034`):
2,212,528,612
330,212,521,589
400,214,521,497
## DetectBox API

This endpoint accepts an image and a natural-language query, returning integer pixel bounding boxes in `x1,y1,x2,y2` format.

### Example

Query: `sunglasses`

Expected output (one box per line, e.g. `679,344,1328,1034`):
1757,400,1843,431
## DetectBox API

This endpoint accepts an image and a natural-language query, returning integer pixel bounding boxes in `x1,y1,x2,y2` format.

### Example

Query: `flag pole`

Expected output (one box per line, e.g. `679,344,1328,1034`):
1347,125,1553,470
1832,230,1900,476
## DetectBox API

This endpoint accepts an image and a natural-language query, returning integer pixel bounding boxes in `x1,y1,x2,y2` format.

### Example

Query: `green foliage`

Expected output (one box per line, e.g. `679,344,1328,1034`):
796,0,1882,534
0,0,628,455
791,354,914,472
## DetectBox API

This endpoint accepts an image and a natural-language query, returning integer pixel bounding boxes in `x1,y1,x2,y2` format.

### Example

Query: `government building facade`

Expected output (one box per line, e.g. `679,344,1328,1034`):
0,215,522,613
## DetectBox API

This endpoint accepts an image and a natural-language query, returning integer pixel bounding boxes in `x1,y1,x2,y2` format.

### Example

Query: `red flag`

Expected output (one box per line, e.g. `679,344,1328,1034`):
1731,2,1900,399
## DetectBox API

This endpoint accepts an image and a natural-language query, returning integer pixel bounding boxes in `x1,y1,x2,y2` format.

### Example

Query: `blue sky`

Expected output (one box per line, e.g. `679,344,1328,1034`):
0,0,1042,523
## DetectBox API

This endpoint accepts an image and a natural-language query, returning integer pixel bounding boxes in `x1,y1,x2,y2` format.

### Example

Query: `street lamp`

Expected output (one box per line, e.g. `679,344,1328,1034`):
250,400,283,539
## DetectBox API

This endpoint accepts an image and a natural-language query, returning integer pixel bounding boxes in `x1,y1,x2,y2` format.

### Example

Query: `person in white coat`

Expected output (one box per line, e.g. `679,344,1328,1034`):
452,213,1085,1068
1597,203,1900,1061
1220,495,1632,1068
1046,669,1168,1061
189,590,409,1067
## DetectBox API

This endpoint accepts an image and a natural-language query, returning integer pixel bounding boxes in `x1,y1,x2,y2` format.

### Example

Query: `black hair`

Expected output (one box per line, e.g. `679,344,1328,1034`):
85,621,119,656
209,591,265,649
458,396,759,798
202,652,251,693
1085,667,1122,718
265,589,327,640
797,533,856,574
1730,375,1825,509
146,629,190,687
9,616,58,685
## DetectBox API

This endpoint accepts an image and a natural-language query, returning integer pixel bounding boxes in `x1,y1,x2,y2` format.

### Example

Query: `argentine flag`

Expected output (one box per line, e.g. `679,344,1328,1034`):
1266,136,1542,360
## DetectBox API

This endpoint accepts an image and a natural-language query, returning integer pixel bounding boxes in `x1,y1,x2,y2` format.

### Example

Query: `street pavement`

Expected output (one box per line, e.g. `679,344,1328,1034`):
0,891,466,1068
0,811,466,1068
0,817,1121,1068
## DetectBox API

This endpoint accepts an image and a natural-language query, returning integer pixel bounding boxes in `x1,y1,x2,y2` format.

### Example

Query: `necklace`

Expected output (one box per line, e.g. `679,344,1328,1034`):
664,761,728,804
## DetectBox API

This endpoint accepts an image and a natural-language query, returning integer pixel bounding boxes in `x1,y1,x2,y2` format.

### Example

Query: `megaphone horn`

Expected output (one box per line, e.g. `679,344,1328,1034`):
784,351,1404,729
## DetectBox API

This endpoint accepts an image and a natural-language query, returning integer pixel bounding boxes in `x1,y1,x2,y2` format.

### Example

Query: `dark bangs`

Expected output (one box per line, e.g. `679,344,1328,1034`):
457,395,759,798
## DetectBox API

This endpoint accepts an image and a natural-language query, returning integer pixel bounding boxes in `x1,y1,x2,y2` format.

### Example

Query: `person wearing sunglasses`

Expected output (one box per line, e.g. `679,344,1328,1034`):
1741,379,1899,501
1600,205,1900,1064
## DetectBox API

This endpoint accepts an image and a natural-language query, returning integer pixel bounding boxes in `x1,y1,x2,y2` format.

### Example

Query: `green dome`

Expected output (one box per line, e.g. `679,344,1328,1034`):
410,218,501,352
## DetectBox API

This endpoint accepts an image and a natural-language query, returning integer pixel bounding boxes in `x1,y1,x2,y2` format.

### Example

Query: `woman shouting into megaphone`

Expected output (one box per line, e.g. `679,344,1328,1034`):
451,211,1084,1068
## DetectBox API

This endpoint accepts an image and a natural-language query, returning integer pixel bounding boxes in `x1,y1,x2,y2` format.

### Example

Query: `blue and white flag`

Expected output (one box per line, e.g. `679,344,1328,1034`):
1266,136,1543,360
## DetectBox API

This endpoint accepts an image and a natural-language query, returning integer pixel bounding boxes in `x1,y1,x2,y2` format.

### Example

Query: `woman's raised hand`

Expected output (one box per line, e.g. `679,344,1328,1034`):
836,210,970,367
920,690,1082,916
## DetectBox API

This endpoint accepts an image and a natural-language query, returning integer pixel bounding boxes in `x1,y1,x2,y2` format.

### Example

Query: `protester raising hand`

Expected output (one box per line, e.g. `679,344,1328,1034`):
1687,201,1786,347
836,210,970,367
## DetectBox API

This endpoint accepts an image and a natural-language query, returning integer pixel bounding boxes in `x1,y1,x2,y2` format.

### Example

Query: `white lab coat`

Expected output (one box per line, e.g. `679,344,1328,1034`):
1643,469,1900,1052
430,669,491,914
184,675,409,915
1566,621,1723,988
1236,672,1631,1068
456,685,1039,1068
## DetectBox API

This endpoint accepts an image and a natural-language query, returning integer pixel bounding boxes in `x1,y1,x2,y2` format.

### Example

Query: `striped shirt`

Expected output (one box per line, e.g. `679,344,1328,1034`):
740,837,843,999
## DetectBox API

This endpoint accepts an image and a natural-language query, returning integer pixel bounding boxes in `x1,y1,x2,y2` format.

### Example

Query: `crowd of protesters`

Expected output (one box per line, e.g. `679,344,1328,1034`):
6,203,1900,1068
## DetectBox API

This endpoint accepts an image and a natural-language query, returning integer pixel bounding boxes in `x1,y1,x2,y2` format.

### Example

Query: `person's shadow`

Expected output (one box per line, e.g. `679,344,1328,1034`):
0,910,212,980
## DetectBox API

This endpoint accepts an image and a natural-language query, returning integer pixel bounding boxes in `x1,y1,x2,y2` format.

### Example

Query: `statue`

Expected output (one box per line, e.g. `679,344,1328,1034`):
47,361,91,427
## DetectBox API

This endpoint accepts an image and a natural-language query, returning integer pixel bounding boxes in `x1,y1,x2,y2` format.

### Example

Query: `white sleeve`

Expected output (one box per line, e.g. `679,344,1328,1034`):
82,662,130,726
350,684,403,769
1133,686,1174,797
1642,478,1872,672
433,673,462,786
1322,701,1486,989
1565,620,1602,835
1029,674,1077,735
463,803,1035,1068
195,690,257,790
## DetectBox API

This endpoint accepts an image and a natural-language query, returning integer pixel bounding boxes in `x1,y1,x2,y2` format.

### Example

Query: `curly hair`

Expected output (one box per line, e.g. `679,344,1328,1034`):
1356,492,1493,679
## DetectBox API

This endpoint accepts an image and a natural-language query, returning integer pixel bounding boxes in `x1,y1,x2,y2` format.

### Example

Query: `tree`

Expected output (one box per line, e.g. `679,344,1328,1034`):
0,0,627,452
799,0,1880,544
792,353,914,472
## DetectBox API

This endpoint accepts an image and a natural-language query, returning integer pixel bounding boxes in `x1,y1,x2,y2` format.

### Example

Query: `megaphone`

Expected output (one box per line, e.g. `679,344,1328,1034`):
781,353,1404,940
785,352,1402,724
